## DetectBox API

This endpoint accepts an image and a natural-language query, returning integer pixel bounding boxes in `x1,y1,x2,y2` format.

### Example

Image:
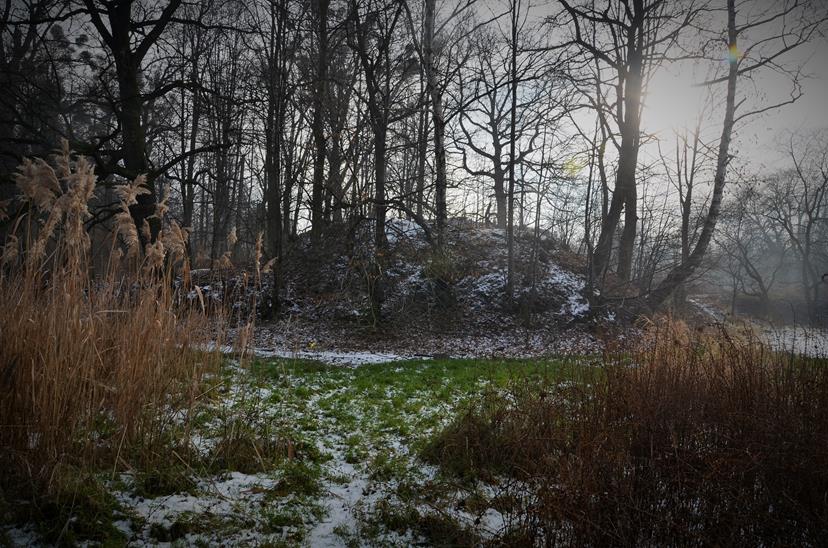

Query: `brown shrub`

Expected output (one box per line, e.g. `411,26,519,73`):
425,320,828,545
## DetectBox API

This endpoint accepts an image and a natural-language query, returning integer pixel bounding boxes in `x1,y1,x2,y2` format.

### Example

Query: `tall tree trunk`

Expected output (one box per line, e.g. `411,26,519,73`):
265,113,282,312
114,49,157,243
370,125,387,322
310,0,330,242
283,148,294,243
374,128,387,250
617,175,638,281
182,87,199,231
647,0,739,307
416,95,427,219
423,0,446,248
493,145,506,229
329,130,344,223
614,38,644,282
590,13,645,284
505,0,519,299
673,125,700,309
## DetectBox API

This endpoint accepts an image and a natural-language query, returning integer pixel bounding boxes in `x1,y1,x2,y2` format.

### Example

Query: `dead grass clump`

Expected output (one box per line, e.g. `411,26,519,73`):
425,320,828,545
206,425,300,475
0,145,220,506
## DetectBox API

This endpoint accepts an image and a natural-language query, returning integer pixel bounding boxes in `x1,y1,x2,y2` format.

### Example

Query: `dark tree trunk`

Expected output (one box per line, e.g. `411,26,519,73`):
505,0,519,300
83,0,184,244
113,43,157,243
648,0,739,308
493,148,506,230
329,130,344,223
416,97,427,219
422,0,446,248
310,0,330,242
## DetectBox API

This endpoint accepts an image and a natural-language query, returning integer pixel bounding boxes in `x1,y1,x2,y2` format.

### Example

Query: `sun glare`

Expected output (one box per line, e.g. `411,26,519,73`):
644,66,709,134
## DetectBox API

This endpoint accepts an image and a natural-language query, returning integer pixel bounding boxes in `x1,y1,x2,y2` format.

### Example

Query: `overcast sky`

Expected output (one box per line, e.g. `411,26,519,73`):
744,33,828,169
640,30,828,173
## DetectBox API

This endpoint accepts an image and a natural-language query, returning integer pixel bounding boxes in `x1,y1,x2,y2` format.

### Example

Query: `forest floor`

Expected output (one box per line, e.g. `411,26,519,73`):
235,315,609,360
1,355,586,547
196,219,630,359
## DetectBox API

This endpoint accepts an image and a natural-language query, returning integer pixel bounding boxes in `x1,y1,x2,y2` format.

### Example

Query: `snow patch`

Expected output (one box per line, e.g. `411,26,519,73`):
547,262,590,317
202,342,419,367
761,324,828,358
251,347,417,367
306,447,368,546
110,471,282,545
385,218,425,245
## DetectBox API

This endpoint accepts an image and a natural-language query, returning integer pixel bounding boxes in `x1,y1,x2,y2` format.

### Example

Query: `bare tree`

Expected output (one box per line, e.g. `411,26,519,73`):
717,181,788,316
79,0,185,242
765,134,828,321
456,26,544,232
309,0,330,242
559,0,702,284
347,0,412,320
648,0,825,308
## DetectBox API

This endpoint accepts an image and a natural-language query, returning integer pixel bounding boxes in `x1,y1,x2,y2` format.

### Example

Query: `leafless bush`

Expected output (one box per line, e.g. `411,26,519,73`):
425,320,828,545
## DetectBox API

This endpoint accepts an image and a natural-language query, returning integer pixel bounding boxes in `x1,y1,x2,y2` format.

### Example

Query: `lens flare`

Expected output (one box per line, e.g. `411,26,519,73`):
564,157,585,177
727,44,741,64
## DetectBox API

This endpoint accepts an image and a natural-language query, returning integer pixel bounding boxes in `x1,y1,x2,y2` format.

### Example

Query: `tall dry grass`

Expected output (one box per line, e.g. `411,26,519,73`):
0,144,219,499
425,319,828,545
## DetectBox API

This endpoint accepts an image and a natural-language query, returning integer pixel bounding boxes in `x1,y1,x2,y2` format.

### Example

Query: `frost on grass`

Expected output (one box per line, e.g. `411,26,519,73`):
4,356,586,546
250,347,419,367
111,472,286,545
203,342,420,367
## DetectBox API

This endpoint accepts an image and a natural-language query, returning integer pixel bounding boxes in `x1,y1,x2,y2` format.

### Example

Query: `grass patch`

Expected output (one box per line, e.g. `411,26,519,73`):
133,467,197,499
13,470,128,546
148,511,253,543
269,460,323,498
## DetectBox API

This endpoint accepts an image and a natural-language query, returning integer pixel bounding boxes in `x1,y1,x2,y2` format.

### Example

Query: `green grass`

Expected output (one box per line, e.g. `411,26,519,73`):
3,469,130,547
3,355,588,546
236,355,589,544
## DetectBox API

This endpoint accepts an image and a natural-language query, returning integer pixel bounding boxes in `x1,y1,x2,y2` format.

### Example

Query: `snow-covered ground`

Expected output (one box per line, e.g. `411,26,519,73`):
4,355,560,546
211,343,421,367
688,297,727,323
191,220,614,360
384,217,425,246
249,347,422,367
546,262,590,318
111,471,286,545
687,296,828,358
760,324,828,358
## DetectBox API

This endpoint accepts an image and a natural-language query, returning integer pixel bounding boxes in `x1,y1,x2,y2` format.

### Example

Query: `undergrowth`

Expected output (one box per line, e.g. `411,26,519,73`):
425,319,828,545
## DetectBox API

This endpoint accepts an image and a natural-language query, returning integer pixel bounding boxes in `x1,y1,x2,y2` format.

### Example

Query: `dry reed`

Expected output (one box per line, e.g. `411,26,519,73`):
0,144,220,501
